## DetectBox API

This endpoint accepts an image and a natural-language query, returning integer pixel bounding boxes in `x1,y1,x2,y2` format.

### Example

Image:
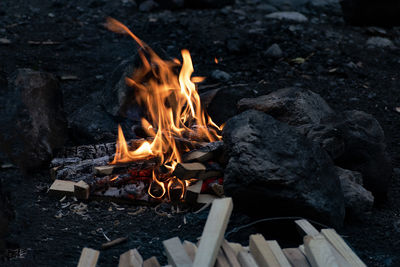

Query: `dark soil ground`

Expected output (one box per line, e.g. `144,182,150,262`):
1,0,400,266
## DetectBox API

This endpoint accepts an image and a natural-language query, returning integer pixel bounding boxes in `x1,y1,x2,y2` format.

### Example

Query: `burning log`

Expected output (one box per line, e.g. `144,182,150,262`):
182,141,224,163
173,162,223,180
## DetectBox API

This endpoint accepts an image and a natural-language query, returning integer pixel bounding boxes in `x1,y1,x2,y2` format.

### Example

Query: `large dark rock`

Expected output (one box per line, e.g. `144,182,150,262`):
0,69,68,171
238,87,335,126
340,0,400,26
223,110,345,227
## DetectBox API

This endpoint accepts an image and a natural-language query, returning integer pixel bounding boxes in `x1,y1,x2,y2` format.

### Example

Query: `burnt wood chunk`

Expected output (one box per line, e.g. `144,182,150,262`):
48,180,76,197
182,141,224,163
74,180,90,200
173,162,223,180
102,237,128,250
185,181,203,204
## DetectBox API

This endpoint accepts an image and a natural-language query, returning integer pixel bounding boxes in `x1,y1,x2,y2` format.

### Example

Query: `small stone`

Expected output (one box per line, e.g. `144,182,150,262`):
366,37,395,49
264,43,283,58
0,38,11,45
211,70,231,82
265,11,308,23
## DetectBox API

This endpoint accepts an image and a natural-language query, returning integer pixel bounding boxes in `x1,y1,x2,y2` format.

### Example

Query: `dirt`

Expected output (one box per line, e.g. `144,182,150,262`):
1,0,400,266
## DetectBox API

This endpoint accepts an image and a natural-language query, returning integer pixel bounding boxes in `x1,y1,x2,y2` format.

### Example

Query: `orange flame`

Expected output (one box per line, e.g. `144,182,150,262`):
106,18,222,200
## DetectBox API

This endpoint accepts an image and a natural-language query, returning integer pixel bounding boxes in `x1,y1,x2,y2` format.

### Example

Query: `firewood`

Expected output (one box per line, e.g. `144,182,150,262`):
282,248,310,267
221,240,241,267
74,180,90,200
228,242,244,256
143,256,161,267
53,156,110,180
265,240,291,267
102,236,128,249
237,251,258,267
295,219,319,237
173,162,222,180
193,198,233,267
249,234,280,267
215,248,230,267
56,142,116,159
94,165,115,176
163,237,192,267
197,194,217,204
183,241,197,261
77,247,100,267
185,181,203,204
50,157,81,167
48,180,76,197
182,141,223,163
304,235,339,267
321,229,366,267
118,248,143,267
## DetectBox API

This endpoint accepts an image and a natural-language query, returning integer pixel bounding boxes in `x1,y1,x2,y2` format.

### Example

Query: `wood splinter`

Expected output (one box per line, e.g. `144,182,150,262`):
102,236,128,250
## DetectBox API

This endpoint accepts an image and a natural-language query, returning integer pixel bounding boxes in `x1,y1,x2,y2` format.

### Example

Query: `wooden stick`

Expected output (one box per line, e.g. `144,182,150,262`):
77,247,100,267
282,248,310,267
221,240,241,267
183,241,197,261
321,229,366,267
143,256,161,267
118,248,143,267
266,240,291,267
163,237,192,267
249,234,280,267
304,235,339,267
295,219,319,237
101,237,128,249
237,251,258,267
193,198,233,267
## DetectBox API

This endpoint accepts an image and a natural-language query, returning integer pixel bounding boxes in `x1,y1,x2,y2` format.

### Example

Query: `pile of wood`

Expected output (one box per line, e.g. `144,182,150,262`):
77,198,366,267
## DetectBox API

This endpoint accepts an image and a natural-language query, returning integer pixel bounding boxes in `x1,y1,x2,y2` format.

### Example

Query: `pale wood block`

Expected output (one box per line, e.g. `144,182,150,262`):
266,240,291,267
163,237,192,267
49,180,76,197
228,242,244,256
193,198,233,267
118,249,143,267
143,256,161,267
77,247,100,267
295,219,319,237
183,241,197,261
321,229,366,267
304,235,339,267
94,165,114,175
197,194,217,204
249,234,280,267
237,251,258,267
215,249,230,267
74,180,90,200
221,240,241,267
282,248,311,267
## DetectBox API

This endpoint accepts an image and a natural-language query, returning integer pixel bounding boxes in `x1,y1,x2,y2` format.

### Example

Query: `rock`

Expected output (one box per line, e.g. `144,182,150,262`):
238,88,335,126
211,70,231,82
0,69,68,171
223,110,345,227
340,0,400,26
201,86,257,125
264,43,283,58
139,0,159,11
184,0,234,9
0,181,9,255
335,167,374,217
366,37,395,49
256,3,278,13
226,37,248,54
265,11,308,23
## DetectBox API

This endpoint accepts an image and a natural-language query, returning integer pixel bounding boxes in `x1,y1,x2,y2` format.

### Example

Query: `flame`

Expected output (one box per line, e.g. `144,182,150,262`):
106,18,222,200
214,57,219,64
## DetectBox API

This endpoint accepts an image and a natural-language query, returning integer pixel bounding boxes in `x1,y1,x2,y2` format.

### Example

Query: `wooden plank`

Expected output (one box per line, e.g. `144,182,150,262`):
215,249,230,267
49,180,76,197
173,162,222,180
237,251,258,267
298,245,305,254
295,219,319,237
193,198,233,267
118,248,143,267
282,248,310,267
221,240,241,267
266,240,291,267
143,256,161,267
321,229,366,267
183,241,197,261
228,242,244,256
74,180,90,200
197,194,217,204
185,181,203,204
163,237,192,267
304,235,339,267
77,247,100,267
249,234,280,267
94,165,115,175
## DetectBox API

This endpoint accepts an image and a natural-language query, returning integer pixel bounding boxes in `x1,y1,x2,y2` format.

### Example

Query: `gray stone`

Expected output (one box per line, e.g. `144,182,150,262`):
257,3,278,13
184,0,235,8
265,11,308,22
223,110,345,227
238,87,335,126
366,37,395,48
139,0,159,11
0,69,68,171
264,43,283,58
335,167,374,217
211,70,231,82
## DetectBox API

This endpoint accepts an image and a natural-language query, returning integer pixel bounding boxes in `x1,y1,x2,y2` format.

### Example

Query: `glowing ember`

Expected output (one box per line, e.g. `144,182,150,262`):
105,18,223,200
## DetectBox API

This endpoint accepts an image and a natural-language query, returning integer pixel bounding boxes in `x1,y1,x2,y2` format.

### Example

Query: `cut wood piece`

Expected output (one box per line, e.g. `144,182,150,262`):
321,229,366,267
94,165,115,176
185,181,203,204
173,162,222,180
295,219,319,237
249,234,280,267
74,180,90,200
163,237,192,267
282,248,311,267
118,248,143,267
48,180,76,197
215,248,230,267
102,237,128,250
237,251,258,267
182,141,223,163
197,194,217,204
183,241,197,261
228,242,244,256
193,198,233,267
143,256,161,267
221,240,241,267
299,245,305,254
266,240,291,267
304,235,339,267
77,247,100,267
